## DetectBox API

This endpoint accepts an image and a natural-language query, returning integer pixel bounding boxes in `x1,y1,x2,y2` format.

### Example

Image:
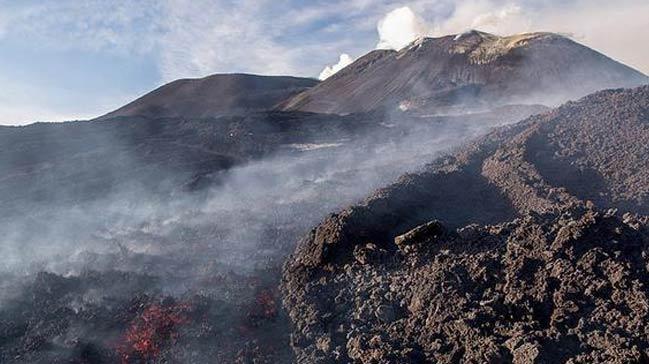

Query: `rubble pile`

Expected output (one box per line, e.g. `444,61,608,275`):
283,86,649,363
284,210,649,363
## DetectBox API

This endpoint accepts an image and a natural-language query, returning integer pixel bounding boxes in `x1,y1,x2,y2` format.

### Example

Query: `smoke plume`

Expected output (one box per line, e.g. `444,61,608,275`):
318,53,354,80
376,6,427,50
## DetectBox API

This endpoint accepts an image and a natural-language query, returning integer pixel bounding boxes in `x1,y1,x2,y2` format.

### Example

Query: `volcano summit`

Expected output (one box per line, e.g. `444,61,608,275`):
282,31,647,114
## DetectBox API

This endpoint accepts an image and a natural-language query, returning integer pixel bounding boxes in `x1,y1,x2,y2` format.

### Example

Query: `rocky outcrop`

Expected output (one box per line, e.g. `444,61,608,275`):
283,85,649,363
284,209,649,363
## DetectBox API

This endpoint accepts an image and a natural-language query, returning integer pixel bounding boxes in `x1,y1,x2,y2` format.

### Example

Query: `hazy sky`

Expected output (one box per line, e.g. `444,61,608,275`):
1,0,648,125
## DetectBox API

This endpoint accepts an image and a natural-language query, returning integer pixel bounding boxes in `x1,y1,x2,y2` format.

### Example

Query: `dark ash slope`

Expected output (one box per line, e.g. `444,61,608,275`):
99,73,318,120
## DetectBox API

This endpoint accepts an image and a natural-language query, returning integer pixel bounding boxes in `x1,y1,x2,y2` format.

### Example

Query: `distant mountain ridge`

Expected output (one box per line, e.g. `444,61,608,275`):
98,73,318,120
280,31,649,114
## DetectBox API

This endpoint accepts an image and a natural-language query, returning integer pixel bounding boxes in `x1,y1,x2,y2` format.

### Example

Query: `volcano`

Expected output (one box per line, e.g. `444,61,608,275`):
281,31,648,114
2,28,649,364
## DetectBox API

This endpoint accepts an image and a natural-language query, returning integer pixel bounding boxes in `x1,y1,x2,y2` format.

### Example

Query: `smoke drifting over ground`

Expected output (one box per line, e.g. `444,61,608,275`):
0,103,541,362
319,54,353,80
0,113,507,276
376,7,427,51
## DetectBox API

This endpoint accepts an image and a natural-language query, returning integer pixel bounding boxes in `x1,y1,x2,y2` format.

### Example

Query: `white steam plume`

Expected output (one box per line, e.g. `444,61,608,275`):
318,53,354,80
376,6,427,50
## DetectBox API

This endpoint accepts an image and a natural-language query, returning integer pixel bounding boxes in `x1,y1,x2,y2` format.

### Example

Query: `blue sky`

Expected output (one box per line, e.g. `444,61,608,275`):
1,0,648,125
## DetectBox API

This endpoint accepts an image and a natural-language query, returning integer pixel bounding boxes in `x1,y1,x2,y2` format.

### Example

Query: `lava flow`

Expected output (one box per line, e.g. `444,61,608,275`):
119,301,191,363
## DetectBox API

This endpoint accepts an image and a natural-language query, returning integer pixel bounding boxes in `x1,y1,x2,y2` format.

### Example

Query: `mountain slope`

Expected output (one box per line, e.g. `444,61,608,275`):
98,73,318,120
281,31,648,115
283,85,649,363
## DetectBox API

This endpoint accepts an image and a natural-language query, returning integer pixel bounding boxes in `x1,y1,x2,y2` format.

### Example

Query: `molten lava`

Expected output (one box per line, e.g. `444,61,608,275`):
119,302,190,363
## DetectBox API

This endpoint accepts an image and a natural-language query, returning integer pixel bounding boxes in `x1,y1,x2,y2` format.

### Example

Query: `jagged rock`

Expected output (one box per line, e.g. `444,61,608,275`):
285,209,649,363
283,86,649,363
394,220,447,254
511,342,540,364
353,243,385,265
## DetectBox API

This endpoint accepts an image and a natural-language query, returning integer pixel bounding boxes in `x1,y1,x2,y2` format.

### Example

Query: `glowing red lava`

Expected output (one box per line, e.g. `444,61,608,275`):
119,302,190,363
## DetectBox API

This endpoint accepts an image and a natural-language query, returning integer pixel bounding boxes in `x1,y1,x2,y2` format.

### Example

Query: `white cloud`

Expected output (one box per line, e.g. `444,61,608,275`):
469,4,525,33
423,1,526,36
319,54,354,80
157,0,302,81
376,6,428,50
0,1,162,54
